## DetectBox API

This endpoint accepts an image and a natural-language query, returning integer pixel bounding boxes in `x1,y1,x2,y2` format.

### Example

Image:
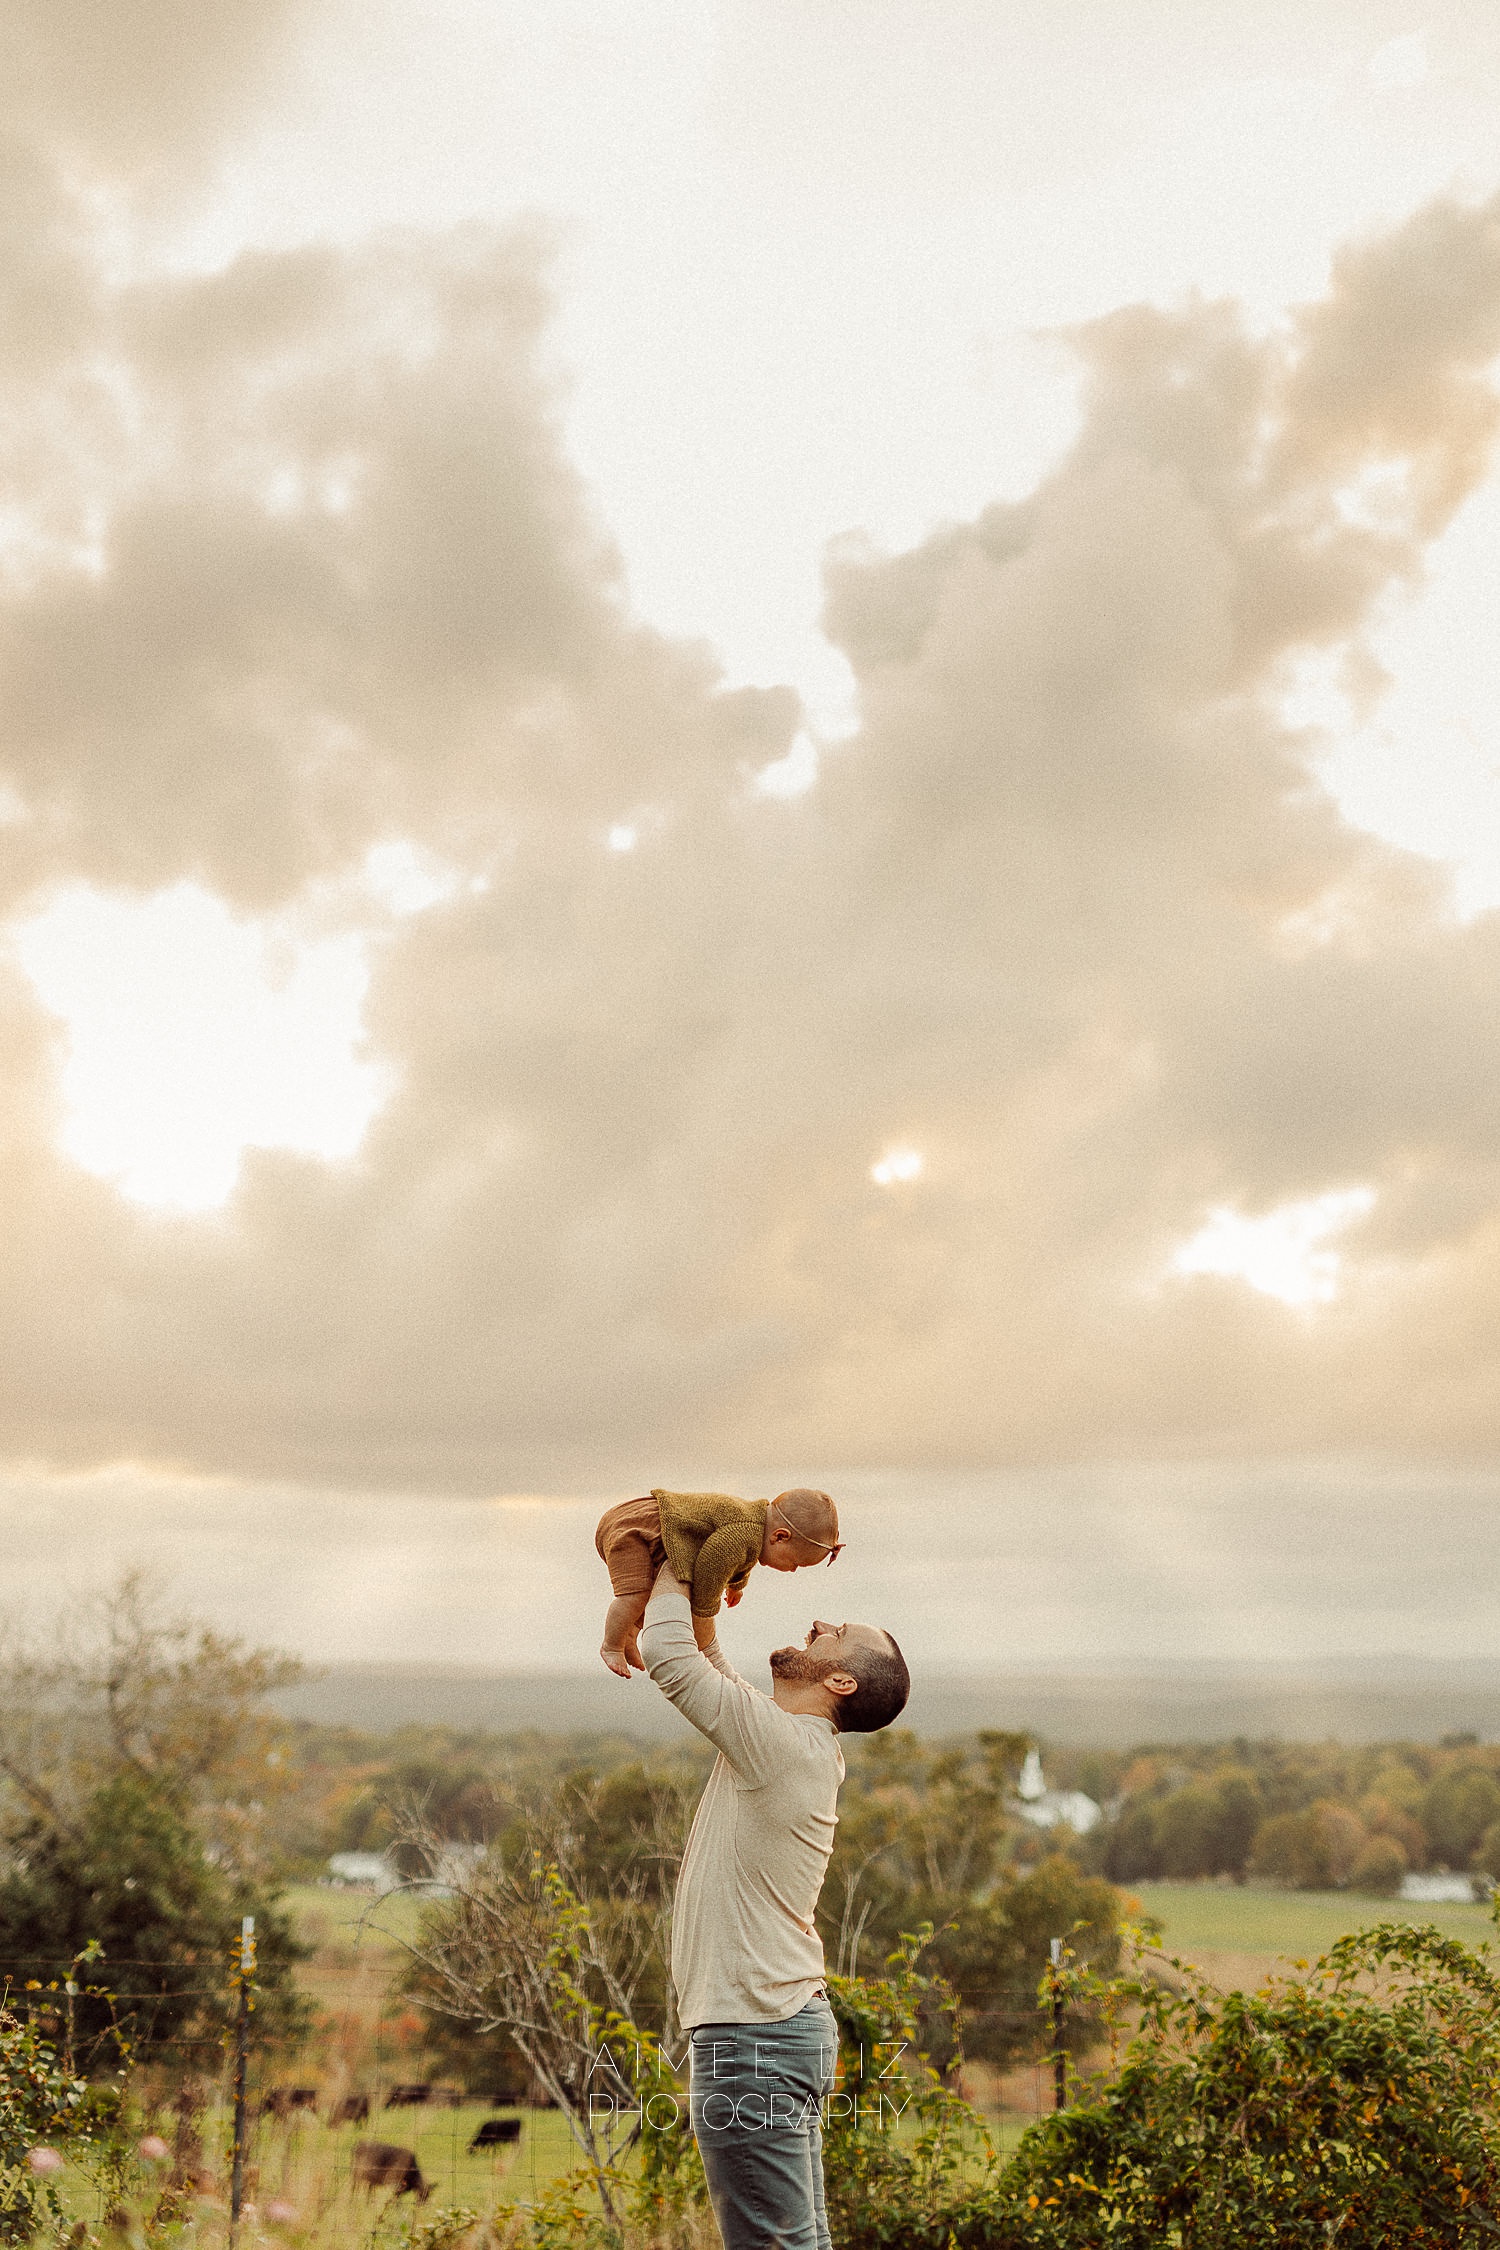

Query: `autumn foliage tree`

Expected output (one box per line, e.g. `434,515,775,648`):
0,1573,307,2063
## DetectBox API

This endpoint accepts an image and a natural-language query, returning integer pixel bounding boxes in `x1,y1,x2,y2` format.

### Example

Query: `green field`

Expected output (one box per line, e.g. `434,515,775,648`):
284,1880,429,1954
294,2101,581,2210
271,1883,646,2206
1130,1881,1498,1967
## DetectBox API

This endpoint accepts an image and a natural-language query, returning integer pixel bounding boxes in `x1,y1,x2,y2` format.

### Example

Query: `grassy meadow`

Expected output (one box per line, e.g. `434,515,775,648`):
1130,1878,1497,1983
265,1885,586,2208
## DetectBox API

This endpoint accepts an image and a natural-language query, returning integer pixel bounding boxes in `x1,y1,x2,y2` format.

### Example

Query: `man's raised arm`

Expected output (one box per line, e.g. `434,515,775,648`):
638,1562,789,1783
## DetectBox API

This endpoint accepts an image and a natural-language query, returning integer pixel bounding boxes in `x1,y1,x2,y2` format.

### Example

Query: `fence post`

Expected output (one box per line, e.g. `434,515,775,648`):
1049,1938,1067,2112
229,1915,256,2238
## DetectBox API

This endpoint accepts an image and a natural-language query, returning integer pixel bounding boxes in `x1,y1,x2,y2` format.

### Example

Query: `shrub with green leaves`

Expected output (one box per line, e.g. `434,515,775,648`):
822,1931,995,2250
0,2009,91,2242
982,1923,1500,2248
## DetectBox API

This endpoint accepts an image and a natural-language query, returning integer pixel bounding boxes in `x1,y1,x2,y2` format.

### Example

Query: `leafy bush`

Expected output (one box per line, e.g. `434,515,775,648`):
822,1932,994,2250
0,2009,92,2242
976,1923,1500,2247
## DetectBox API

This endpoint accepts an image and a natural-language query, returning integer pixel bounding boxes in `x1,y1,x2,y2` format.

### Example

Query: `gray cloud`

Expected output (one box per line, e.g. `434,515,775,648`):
2,0,308,179
3,169,1500,1489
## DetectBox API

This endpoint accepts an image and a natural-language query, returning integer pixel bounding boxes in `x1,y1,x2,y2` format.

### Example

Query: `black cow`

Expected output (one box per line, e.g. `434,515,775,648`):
352,2142,432,2201
329,2094,370,2127
469,2120,522,2152
260,2088,319,2119
384,2084,432,2109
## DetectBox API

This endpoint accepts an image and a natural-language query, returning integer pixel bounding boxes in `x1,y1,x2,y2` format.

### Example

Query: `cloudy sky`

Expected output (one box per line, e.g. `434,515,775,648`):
4,0,1500,1680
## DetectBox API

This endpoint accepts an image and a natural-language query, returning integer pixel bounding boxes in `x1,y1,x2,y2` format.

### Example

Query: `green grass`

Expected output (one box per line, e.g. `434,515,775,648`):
256,2102,582,2210
1129,1881,1498,1965
272,1884,589,2208
283,1881,430,1958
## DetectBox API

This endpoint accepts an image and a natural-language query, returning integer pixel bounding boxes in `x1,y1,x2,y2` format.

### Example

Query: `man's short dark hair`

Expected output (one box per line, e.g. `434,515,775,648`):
836,1630,910,1734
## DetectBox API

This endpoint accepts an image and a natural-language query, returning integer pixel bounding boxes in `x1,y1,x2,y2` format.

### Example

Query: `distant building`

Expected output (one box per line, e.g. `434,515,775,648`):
326,1851,398,1892
1015,1748,1101,1836
421,1841,488,1895
1400,1871,1490,1904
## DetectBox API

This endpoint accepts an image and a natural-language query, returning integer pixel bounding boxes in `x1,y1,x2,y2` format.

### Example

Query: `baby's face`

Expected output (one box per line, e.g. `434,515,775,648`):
760,1510,834,1572
763,1537,824,1573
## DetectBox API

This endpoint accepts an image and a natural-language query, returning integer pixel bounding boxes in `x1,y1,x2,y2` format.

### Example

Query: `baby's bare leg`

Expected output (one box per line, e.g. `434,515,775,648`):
692,1612,720,1650
601,1593,648,1676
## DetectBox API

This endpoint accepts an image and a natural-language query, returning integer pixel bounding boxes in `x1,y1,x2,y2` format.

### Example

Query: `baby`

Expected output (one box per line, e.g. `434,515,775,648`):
596,1485,842,1676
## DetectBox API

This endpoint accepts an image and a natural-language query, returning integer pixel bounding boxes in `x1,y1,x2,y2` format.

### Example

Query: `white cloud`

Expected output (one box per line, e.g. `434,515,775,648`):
1172,1188,1377,1308
871,1148,923,1187
751,731,819,800
1368,32,1428,91
361,840,462,917
10,883,388,1211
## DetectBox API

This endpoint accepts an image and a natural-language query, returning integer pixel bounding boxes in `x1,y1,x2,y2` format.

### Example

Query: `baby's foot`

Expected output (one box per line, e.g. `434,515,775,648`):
621,1629,644,1671
601,1644,634,1677
725,1585,743,1607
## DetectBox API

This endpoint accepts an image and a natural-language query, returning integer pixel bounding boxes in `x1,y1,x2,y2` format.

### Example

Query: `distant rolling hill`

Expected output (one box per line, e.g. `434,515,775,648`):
274,1657,1500,1745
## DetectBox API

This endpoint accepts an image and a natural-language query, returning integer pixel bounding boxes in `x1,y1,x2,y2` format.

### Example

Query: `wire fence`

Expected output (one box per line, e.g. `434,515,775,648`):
3,1899,1093,2228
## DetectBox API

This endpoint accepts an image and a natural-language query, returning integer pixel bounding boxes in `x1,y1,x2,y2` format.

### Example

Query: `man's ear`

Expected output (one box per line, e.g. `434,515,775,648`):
825,1670,858,1700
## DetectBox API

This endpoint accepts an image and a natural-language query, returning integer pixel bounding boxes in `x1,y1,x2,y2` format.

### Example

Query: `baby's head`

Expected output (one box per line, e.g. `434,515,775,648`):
761,1488,841,1573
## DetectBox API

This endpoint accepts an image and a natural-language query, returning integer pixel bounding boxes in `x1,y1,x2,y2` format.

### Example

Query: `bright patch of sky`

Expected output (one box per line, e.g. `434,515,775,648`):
10,884,392,1212
1172,1186,1377,1308
752,732,820,801
871,1148,924,1187
1367,30,1429,89
361,839,464,916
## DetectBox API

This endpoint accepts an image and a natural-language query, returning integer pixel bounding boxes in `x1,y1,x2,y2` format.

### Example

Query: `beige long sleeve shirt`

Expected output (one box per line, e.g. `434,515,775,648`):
640,1576,844,2029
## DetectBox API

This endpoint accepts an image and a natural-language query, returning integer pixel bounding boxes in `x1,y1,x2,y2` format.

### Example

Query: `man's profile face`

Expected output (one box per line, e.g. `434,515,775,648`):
769,1618,890,1679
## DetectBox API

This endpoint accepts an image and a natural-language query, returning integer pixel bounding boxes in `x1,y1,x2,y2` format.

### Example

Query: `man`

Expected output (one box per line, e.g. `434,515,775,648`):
639,1559,910,2250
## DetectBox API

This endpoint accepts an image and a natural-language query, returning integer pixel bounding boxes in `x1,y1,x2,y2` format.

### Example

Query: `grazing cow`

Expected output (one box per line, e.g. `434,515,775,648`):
263,2087,321,2117
384,2084,432,2109
329,2094,370,2127
352,2142,432,2201
469,2120,522,2152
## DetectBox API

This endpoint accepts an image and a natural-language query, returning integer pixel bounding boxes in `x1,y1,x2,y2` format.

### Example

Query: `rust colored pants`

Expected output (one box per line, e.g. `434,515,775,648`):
595,1495,667,1602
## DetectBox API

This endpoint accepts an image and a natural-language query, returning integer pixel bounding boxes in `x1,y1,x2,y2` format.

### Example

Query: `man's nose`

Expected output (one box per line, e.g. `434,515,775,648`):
809,1618,836,1643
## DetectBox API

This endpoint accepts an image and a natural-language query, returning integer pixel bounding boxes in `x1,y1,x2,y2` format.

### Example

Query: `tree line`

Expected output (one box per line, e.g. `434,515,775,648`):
1074,1733,1500,1891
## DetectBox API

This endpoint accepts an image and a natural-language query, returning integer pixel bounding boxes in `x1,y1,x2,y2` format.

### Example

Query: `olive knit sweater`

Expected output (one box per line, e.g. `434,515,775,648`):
653,1488,769,1618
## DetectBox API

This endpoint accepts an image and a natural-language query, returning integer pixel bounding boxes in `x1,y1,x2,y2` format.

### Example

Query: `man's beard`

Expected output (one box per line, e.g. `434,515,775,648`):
769,1644,844,1683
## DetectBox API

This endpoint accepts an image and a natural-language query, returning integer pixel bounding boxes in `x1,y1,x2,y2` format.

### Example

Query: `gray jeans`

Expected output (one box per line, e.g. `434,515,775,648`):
689,1999,838,2250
